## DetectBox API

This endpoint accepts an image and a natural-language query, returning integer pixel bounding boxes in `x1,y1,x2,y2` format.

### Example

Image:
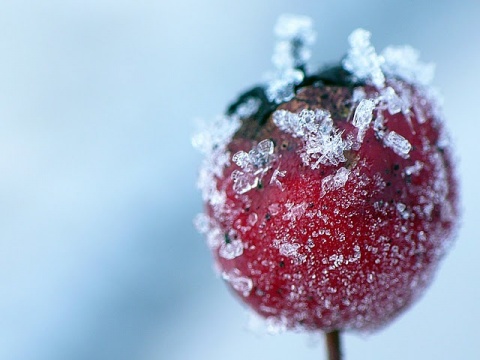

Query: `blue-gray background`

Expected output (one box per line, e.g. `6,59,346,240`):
0,1,478,359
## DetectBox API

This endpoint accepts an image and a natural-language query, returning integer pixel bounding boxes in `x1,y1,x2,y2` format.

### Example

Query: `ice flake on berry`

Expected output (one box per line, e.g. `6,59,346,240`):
222,269,253,297
273,109,352,168
231,139,275,194
270,167,286,190
343,28,385,88
352,98,376,142
383,131,412,158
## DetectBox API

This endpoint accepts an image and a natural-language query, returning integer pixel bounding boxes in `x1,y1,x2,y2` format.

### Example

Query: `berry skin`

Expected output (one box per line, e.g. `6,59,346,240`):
194,20,458,333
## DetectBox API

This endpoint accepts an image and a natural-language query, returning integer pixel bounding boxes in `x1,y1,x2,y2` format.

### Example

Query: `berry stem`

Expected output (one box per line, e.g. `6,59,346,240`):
325,330,342,360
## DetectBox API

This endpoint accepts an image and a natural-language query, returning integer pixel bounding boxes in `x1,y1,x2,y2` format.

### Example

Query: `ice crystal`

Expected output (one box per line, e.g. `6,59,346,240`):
270,167,286,190
343,28,385,88
193,116,240,207
383,131,412,158
352,99,376,142
231,139,275,194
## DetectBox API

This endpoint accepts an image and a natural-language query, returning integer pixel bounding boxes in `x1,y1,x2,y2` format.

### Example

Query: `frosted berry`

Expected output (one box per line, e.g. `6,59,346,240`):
194,16,458,333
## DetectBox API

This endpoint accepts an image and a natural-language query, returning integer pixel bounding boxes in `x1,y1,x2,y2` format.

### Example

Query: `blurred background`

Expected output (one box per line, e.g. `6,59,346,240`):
0,1,478,359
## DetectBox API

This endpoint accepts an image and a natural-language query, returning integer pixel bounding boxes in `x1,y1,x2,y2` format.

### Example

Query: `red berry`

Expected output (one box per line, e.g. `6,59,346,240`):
194,18,458,333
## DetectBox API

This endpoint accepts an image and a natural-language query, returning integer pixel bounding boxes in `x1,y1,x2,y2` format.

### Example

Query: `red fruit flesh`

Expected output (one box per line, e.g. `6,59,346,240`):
200,80,458,332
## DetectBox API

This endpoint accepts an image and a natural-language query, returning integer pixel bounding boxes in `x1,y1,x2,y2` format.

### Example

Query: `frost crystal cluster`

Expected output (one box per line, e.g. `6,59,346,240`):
273,109,351,168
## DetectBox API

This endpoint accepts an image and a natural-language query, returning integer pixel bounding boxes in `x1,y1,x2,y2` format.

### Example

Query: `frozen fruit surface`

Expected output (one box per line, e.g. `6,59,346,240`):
194,16,458,332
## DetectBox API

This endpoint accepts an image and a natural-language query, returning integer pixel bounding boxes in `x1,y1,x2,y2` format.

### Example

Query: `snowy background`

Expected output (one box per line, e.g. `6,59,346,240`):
0,1,478,359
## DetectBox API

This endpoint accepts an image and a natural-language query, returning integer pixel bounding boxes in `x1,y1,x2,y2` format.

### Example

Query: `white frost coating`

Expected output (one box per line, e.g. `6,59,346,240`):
273,109,352,169
192,116,240,156
272,14,316,70
266,15,315,104
219,239,244,259
321,167,350,197
343,28,385,88
222,269,253,297
352,99,376,142
193,116,241,208
383,131,412,158
231,139,275,194
381,45,435,87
